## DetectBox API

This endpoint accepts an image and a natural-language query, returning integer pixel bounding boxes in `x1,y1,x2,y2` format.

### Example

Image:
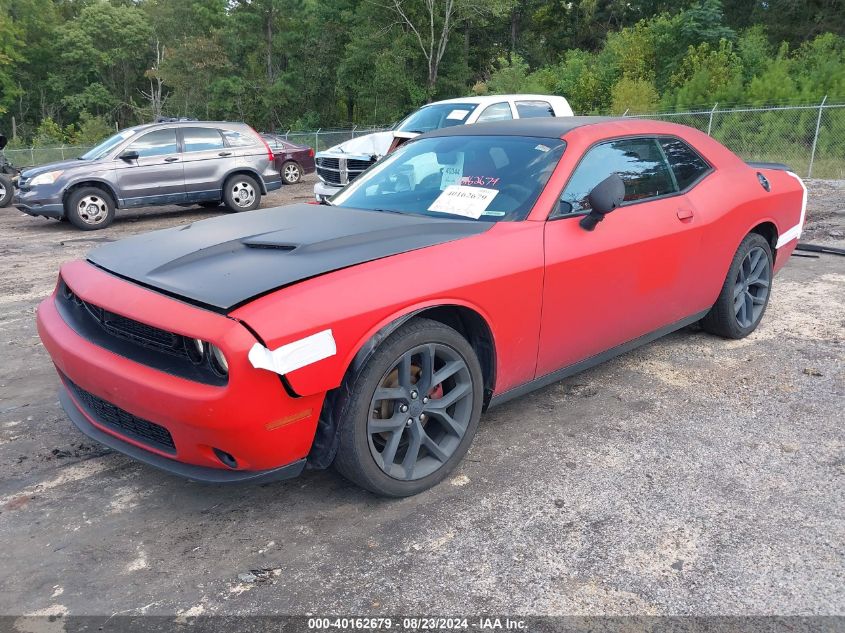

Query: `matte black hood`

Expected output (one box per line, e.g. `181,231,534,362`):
88,204,492,311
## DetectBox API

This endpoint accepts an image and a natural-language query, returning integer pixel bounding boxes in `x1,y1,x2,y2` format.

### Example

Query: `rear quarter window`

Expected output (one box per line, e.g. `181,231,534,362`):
659,138,711,190
515,100,554,118
222,129,259,147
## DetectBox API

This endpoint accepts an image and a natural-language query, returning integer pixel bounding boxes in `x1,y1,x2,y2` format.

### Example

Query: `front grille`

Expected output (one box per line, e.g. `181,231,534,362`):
316,157,339,170
347,158,375,173
64,375,176,453
316,157,342,185
57,280,227,386
315,156,375,186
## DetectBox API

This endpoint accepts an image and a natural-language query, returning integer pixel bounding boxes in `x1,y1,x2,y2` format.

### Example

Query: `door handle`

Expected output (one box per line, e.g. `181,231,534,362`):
677,207,694,220
218,151,232,157
164,157,179,163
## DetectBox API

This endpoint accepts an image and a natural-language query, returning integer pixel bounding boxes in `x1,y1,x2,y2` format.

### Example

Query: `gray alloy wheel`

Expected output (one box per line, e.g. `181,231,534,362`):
701,232,773,339
223,174,261,212
733,246,771,328
333,318,484,497
282,161,301,185
368,343,474,481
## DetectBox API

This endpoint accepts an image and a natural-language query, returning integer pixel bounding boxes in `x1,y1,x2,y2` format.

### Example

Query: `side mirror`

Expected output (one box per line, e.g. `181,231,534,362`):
119,150,139,161
579,173,625,231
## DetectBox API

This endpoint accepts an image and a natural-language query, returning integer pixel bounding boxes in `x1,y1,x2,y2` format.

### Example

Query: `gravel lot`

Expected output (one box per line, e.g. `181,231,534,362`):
0,177,842,618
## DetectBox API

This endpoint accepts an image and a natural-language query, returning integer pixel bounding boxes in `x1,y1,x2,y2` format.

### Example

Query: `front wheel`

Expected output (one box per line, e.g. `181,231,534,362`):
0,174,13,207
223,174,261,212
701,233,773,339
333,318,484,497
281,161,302,185
65,187,116,230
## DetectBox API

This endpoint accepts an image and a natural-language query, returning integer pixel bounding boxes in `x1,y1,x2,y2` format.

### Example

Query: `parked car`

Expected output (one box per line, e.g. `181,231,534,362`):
14,121,280,230
313,94,573,202
0,134,20,208
37,117,805,496
261,133,316,184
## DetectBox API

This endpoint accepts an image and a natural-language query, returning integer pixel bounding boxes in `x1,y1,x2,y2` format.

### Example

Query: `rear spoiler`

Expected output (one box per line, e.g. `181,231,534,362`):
746,161,791,171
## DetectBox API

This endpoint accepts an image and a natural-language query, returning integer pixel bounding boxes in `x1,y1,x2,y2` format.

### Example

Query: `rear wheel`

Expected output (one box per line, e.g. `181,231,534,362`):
701,233,773,339
333,318,483,497
281,161,302,185
223,174,261,212
0,174,13,207
65,187,115,231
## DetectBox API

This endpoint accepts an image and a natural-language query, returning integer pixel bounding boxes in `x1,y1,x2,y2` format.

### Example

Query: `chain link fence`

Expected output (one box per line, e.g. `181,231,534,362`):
3,103,843,179
624,99,844,179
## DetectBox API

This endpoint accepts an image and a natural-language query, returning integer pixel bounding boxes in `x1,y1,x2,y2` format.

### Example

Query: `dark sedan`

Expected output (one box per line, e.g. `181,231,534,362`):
262,134,316,184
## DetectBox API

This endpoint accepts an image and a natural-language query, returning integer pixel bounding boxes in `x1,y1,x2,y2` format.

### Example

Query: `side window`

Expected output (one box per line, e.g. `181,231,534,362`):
183,128,225,153
476,102,513,123
222,129,259,147
126,129,178,158
515,100,553,118
560,138,676,214
659,137,711,190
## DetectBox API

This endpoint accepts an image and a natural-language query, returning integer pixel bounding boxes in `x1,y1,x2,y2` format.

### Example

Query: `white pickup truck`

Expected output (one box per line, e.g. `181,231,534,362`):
314,94,573,202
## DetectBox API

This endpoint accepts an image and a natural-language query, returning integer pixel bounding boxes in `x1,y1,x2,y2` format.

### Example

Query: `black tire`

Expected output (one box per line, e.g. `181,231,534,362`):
333,318,484,497
0,174,13,207
701,233,773,339
223,174,261,212
64,187,116,231
281,161,302,185
198,200,223,208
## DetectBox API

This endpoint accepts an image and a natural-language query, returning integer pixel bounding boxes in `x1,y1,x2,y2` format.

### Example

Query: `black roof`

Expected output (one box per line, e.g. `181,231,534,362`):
421,116,623,140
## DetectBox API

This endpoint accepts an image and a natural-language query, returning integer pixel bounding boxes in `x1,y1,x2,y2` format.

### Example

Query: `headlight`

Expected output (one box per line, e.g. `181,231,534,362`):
29,170,65,186
185,337,205,364
209,344,228,376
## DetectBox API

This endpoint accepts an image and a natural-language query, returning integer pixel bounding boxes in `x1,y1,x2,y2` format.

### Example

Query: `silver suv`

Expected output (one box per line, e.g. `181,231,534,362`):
14,121,281,230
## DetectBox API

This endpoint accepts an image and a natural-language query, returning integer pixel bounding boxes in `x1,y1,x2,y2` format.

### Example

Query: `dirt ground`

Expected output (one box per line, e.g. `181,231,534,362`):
0,176,842,619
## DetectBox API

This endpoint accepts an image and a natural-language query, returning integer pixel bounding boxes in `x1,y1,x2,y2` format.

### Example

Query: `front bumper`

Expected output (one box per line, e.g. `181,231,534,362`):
60,387,306,483
14,186,64,218
264,173,283,193
37,260,325,480
313,180,342,202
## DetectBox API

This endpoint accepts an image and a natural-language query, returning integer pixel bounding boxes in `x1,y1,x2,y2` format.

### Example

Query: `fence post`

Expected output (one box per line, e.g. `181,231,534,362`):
31,148,35,166
351,124,357,139
622,109,629,117
315,128,321,151
707,103,718,136
807,95,827,179
60,146,65,160
285,129,290,140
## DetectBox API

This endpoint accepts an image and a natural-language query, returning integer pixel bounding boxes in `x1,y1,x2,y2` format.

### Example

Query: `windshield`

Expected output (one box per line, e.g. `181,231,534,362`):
395,103,477,134
79,128,138,161
331,135,565,222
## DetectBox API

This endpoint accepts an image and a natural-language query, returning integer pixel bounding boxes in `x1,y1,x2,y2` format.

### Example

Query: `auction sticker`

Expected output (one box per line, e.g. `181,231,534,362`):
428,185,498,219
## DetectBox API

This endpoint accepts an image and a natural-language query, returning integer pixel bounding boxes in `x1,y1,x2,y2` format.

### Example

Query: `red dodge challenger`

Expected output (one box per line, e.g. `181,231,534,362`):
37,117,806,496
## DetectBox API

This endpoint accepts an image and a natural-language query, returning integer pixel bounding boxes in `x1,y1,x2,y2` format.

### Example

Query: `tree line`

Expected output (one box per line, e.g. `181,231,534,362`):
0,0,843,147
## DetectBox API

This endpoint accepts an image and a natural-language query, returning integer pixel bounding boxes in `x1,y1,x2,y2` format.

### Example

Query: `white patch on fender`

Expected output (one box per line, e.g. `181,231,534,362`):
249,329,337,376
775,171,807,248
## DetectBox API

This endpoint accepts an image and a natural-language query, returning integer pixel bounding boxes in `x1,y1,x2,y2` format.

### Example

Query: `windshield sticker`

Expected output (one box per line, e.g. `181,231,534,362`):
481,210,506,217
460,176,500,187
428,185,498,219
534,144,550,152
440,154,464,189
446,109,470,121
